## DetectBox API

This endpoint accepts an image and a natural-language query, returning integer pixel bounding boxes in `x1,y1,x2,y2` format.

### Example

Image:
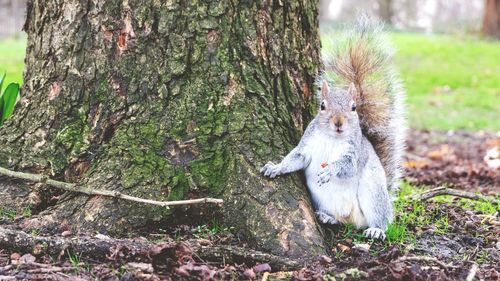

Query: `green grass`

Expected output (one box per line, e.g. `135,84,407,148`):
0,36,26,86
0,207,17,220
0,206,32,220
392,33,500,130
321,30,500,130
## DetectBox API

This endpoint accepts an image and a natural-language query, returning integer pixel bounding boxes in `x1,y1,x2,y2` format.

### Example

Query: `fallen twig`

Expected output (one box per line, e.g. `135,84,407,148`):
0,265,13,273
397,255,456,269
411,186,498,204
465,263,478,281
0,166,223,208
27,267,74,274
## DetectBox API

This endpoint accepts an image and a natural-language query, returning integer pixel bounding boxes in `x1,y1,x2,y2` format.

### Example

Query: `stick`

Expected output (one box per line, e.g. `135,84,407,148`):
0,166,223,208
465,263,478,281
27,267,74,274
397,255,455,269
411,186,498,204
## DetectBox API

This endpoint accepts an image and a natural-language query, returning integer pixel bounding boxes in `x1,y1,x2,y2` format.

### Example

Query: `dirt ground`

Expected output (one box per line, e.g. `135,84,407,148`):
405,129,500,194
0,129,499,280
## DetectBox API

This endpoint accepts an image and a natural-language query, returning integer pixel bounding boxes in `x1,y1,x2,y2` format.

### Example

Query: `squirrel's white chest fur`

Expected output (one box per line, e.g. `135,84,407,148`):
303,132,367,228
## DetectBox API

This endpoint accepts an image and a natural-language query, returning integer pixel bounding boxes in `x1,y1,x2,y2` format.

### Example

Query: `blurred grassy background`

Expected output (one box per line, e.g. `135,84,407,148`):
321,31,500,131
0,32,499,130
0,36,25,87
391,33,500,130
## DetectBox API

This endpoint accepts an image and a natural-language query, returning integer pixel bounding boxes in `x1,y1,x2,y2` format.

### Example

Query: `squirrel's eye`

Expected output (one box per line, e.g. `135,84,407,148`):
320,102,326,111
351,104,356,111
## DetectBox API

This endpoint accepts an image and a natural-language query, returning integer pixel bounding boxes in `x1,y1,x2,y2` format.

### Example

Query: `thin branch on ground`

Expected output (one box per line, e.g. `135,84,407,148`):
397,255,457,269
410,186,498,204
0,265,13,272
26,267,74,274
0,166,223,208
465,263,478,281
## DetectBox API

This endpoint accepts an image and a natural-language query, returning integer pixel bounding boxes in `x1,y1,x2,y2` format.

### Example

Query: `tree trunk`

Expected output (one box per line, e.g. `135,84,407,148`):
0,0,325,259
483,0,500,38
377,0,393,25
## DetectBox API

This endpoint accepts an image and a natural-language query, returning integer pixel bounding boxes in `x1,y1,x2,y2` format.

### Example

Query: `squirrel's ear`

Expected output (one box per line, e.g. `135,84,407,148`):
321,80,330,99
348,82,357,98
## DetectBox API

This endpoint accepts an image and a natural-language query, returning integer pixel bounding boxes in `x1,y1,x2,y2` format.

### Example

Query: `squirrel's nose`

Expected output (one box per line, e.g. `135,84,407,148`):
331,115,344,128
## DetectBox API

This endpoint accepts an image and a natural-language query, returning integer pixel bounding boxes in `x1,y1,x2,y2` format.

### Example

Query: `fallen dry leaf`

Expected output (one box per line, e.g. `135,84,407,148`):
243,268,256,279
10,253,21,261
253,263,271,273
19,253,36,264
427,144,454,161
484,146,500,169
403,160,429,169
337,243,351,253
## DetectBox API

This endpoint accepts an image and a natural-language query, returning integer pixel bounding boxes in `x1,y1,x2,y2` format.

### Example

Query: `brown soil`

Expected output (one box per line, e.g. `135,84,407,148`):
405,129,500,194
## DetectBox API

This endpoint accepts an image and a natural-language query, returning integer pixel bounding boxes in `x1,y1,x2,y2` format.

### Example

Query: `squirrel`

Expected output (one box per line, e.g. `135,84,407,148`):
260,16,406,240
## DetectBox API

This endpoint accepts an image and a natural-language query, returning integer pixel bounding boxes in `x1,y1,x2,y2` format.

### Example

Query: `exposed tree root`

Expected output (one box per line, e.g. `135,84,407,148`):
397,255,457,269
193,244,302,270
411,186,499,204
0,226,301,271
0,166,223,208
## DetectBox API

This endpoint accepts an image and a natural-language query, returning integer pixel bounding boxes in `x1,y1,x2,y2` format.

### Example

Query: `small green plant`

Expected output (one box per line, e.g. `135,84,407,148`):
476,250,490,265
192,224,210,239
433,214,450,235
192,219,234,239
22,207,32,218
67,249,82,273
385,222,408,243
0,207,17,220
0,73,20,126
340,223,365,241
30,229,40,236
458,198,499,215
208,218,233,234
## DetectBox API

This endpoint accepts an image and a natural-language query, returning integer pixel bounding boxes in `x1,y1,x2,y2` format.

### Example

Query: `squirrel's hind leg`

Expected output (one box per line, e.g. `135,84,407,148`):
357,155,393,240
363,227,386,240
315,211,340,225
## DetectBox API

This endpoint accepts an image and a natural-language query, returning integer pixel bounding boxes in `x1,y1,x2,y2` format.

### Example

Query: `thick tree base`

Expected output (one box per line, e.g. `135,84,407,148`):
0,0,325,259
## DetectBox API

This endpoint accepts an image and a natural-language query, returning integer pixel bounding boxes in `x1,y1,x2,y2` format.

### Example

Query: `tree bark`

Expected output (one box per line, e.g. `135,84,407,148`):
0,0,325,259
377,0,394,25
483,0,500,38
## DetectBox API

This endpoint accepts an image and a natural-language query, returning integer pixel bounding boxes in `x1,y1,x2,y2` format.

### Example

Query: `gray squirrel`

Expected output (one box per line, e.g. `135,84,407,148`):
260,16,406,240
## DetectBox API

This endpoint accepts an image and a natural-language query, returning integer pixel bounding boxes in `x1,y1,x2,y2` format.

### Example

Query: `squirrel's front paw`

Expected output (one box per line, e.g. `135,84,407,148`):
260,162,282,178
363,227,386,240
317,167,331,186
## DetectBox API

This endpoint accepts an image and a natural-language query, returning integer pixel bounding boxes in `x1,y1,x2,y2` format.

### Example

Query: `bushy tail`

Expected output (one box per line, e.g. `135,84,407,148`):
323,15,407,192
